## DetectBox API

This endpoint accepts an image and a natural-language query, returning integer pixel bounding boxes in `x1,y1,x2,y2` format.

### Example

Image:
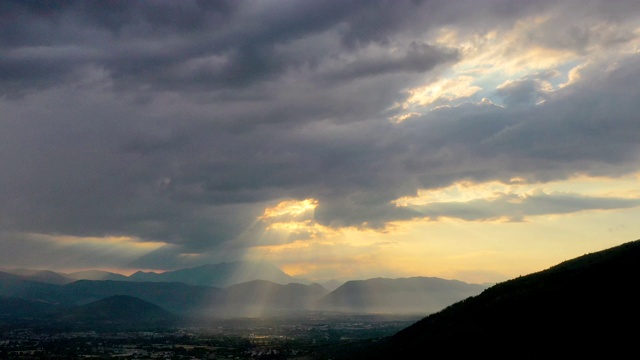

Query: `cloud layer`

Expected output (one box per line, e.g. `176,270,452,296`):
1,0,639,270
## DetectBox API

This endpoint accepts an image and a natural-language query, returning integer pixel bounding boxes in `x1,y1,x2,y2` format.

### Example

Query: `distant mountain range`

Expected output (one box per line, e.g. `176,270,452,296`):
6,239,639,356
2,269,75,285
127,261,306,288
317,277,487,314
328,239,640,358
0,260,487,323
66,270,130,282
3,261,309,288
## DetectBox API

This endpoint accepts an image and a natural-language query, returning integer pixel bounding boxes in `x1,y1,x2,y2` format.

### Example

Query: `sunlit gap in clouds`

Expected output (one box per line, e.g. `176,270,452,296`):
245,198,322,281
214,172,640,293
246,198,411,284
393,174,640,209
389,12,640,121
383,173,640,283
206,198,325,317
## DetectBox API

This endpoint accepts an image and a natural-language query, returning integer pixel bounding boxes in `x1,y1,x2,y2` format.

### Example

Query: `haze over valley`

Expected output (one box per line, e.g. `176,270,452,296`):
0,261,488,320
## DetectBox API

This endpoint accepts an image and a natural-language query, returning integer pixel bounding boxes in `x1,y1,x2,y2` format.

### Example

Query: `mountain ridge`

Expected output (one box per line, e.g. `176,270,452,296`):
329,239,640,358
126,261,310,287
3,260,311,288
0,271,487,319
66,270,130,282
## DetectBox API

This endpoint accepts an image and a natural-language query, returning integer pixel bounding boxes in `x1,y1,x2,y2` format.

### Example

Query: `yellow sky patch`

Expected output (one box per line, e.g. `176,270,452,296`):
393,174,640,207
260,198,318,220
388,111,421,123
258,205,640,284
395,14,594,117
405,76,482,107
29,233,167,250
247,174,640,284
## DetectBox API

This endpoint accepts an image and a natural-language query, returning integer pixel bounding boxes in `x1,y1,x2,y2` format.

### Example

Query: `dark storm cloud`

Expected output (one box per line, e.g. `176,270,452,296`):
1,0,640,269
321,42,458,83
0,0,548,94
309,55,640,226
496,79,548,107
485,57,640,171
0,46,89,95
0,231,155,270
0,0,402,93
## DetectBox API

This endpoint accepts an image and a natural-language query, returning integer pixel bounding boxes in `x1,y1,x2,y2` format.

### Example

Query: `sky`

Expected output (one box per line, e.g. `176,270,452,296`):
1,0,640,284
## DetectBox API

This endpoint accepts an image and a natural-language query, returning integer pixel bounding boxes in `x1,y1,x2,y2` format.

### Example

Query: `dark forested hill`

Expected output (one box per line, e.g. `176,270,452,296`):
61,295,174,324
0,296,58,320
328,239,640,359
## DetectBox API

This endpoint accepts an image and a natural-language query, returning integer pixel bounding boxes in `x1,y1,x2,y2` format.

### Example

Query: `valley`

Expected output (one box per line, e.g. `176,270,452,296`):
0,312,422,359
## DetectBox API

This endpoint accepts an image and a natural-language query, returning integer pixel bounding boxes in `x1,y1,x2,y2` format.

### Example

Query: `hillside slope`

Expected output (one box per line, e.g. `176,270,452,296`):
330,239,640,358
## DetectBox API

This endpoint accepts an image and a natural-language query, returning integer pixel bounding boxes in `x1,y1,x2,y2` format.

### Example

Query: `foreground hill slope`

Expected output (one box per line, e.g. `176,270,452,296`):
332,239,640,358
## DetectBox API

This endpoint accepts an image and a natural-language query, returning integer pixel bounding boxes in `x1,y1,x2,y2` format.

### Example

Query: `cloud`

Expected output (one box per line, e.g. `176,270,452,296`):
399,191,640,222
0,232,167,271
320,41,458,82
496,78,552,106
1,0,640,270
0,0,567,95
